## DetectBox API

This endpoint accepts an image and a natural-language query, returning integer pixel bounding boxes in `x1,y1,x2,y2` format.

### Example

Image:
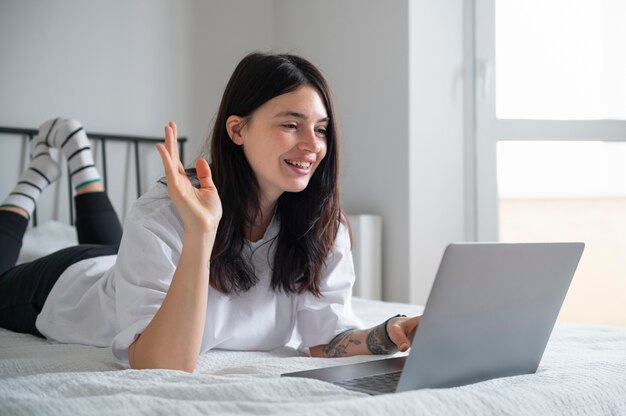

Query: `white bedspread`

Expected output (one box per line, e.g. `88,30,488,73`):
1,298,626,415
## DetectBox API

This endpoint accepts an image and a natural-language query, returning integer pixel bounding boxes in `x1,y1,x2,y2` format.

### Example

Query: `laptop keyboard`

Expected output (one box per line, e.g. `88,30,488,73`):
333,371,402,394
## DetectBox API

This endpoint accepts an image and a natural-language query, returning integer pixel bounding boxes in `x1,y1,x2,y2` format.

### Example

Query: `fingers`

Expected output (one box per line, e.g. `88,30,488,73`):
388,322,411,352
170,121,177,140
405,316,421,334
164,122,180,163
157,121,184,184
162,122,187,174
156,143,176,184
388,315,421,353
196,158,215,190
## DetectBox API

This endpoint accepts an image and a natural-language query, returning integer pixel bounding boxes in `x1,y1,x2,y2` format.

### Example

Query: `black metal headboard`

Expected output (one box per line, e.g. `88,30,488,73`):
0,126,187,226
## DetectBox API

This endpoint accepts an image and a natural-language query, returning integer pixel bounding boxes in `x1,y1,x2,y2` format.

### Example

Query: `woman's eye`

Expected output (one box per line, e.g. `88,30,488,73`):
316,128,328,137
283,124,297,130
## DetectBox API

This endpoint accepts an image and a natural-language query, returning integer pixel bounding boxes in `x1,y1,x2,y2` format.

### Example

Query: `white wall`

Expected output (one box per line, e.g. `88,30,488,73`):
0,0,274,143
409,0,466,304
273,0,411,302
273,0,467,303
0,0,273,220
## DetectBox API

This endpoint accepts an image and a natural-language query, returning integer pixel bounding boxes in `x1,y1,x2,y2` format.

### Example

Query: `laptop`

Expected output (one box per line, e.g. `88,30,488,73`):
282,242,584,394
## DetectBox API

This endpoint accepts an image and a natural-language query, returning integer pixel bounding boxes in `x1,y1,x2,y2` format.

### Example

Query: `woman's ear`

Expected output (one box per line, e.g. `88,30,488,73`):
226,115,245,145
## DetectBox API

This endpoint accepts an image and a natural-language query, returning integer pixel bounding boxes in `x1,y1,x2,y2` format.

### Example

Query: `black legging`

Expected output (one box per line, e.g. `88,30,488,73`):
0,192,122,337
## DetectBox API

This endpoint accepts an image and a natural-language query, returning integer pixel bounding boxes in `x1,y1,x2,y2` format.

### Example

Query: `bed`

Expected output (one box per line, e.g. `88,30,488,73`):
1,127,626,415
2,300,626,415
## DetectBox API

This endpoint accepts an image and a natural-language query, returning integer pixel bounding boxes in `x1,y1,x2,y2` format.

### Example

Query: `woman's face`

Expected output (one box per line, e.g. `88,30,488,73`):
229,85,329,204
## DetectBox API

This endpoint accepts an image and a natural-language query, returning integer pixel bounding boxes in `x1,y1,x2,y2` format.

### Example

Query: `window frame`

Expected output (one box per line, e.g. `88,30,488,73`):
473,0,626,241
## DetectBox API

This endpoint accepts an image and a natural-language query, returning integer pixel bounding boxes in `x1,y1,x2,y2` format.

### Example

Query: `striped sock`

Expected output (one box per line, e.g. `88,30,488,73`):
1,133,61,219
39,118,101,190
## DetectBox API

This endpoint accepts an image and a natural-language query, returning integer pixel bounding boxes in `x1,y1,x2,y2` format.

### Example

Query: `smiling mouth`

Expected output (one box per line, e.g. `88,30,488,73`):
285,159,313,169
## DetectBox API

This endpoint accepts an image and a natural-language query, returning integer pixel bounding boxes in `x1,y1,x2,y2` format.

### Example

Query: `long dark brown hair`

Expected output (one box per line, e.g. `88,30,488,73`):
191,52,343,296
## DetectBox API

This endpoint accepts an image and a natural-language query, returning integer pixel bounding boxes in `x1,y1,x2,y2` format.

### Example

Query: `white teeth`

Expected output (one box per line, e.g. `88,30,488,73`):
286,160,312,168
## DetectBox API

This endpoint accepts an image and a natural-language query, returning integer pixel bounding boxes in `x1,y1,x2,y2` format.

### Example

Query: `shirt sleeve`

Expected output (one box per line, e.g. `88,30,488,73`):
295,222,365,350
110,189,184,366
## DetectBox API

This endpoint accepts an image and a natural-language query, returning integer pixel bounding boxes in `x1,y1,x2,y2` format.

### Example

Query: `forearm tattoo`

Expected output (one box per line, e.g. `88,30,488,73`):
366,322,397,355
323,329,362,357
322,322,398,357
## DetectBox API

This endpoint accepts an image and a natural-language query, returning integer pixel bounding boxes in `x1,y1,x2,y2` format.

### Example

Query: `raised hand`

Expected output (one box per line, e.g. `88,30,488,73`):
156,121,222,234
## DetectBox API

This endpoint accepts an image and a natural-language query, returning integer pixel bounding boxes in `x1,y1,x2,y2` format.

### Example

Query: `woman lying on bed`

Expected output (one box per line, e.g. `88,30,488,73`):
0,52,420,372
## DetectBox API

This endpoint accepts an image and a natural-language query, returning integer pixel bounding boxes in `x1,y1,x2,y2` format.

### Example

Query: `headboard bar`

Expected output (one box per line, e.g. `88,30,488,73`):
101,139,109,190
0,126,187,226
0,126,188,145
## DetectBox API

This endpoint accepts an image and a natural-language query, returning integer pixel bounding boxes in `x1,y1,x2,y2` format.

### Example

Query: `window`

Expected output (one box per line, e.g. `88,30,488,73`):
496,0,626,120
474,0,626,326
498,141,626,326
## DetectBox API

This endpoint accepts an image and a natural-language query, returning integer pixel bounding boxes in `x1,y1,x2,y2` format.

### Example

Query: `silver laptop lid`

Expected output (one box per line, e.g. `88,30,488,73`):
397,242,584,391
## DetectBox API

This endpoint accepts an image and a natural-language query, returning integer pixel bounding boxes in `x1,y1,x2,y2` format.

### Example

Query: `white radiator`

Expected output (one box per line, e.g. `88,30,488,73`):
347,214,382,300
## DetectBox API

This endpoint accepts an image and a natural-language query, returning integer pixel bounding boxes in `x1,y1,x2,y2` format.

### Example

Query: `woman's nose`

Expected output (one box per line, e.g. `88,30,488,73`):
298,129,322,153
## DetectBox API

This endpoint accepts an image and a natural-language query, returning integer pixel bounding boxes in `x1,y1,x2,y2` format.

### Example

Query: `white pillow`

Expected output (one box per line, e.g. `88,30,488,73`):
17,221,78,264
